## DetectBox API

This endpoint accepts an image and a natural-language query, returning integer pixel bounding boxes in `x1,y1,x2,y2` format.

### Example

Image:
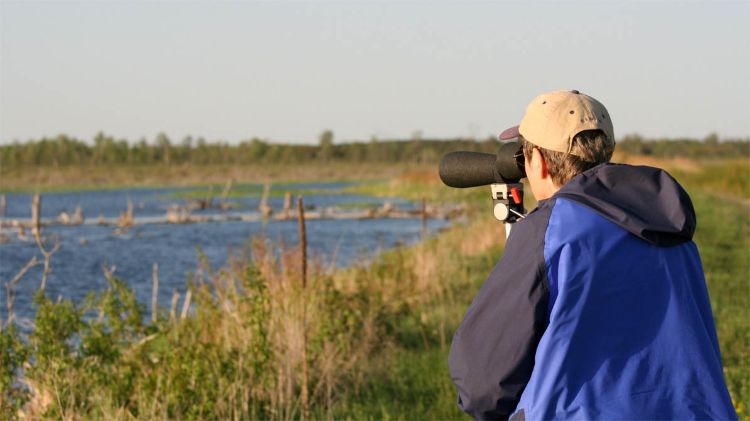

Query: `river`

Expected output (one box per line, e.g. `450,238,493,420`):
0,182,447,326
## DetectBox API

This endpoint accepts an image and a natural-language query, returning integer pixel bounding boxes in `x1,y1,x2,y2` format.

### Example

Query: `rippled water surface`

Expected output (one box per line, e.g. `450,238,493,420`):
0,183,447,325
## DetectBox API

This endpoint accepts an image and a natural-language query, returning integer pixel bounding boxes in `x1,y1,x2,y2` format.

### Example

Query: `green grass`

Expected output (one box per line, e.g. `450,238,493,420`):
327,239,501,420
690,191,750,417
2,161,746,419
333,169,749,419
329,346,462,420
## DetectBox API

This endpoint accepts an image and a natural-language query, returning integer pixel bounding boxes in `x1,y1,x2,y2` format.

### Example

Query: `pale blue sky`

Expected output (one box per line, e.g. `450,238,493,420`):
1,1,748,145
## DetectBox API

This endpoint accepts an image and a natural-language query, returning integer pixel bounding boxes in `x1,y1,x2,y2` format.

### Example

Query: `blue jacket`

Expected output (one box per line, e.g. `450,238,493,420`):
448,163,736,420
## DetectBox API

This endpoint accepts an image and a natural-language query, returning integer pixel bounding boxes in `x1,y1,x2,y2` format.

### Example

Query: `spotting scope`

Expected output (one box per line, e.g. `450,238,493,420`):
438,141,526,188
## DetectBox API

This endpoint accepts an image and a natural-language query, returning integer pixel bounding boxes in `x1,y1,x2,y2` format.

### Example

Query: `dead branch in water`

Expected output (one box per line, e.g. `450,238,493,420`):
259,182,273,217
32,194,61,292
421,197,427,241
219,179,234,210
116,199,135,228
2,256,40,329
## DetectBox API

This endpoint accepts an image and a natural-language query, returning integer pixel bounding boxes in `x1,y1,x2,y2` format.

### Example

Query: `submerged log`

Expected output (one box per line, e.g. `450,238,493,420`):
56,206,84,225
166,205,192,224
2,199,454,228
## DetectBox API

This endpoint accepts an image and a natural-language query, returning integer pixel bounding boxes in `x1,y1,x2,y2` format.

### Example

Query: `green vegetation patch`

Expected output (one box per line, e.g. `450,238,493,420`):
691,192,750,416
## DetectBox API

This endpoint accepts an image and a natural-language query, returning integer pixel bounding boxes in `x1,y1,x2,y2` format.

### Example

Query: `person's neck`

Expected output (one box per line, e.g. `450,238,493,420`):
534,180,560,201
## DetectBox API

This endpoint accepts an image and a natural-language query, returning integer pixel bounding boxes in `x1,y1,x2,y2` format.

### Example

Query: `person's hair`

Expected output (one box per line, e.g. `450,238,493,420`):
521,129,614,186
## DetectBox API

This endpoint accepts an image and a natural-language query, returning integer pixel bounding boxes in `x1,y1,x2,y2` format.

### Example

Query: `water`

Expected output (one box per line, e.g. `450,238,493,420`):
0,183,447,326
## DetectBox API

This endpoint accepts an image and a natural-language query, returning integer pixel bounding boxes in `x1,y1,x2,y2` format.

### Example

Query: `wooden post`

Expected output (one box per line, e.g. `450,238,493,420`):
297,197,307,288
31,193,41,239
421,197,427,240
297,196,309,421
283,192,293,219
0,193,6,218
151,263,159,323
259,183,272,217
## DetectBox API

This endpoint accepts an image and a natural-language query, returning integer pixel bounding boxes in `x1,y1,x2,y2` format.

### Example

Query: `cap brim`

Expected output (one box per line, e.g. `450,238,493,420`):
499,125,520,140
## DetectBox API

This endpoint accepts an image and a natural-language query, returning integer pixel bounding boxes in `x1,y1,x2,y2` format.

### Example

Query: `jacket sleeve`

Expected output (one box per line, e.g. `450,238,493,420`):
448,207,551,420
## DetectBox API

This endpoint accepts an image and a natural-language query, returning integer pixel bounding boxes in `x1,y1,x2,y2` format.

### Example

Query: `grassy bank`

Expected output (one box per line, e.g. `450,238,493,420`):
341,156,749,418
0,163,423,193
1,156,747,419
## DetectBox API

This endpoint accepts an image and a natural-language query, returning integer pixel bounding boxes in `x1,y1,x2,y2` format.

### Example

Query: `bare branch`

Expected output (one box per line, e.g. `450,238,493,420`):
3,256,41,329
102,264,116,281
30,194,61,293
39,237,61,292
5,283,13,327
10,256,40,288
151,263,159,323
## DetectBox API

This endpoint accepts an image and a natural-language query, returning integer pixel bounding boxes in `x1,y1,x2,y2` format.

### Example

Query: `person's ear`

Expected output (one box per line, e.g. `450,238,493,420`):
529,147,549,180
535,148,550,180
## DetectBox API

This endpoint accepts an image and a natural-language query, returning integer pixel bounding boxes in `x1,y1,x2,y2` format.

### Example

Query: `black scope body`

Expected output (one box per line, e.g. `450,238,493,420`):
439,141,526,188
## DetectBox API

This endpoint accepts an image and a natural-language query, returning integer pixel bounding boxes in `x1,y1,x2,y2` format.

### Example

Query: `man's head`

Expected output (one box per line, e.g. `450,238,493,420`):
501,90,615,200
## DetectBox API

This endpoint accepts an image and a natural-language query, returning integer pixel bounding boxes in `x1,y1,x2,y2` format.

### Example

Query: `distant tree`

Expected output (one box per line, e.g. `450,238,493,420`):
704,132,719,145
318,130,334,161
367,137,382,162
194,137,208,164
249,138,269,161
156,133,172,165
2,132,748,169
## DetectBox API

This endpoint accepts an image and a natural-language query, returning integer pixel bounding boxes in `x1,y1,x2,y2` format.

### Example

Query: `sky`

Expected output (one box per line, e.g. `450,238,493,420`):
1,0,748,145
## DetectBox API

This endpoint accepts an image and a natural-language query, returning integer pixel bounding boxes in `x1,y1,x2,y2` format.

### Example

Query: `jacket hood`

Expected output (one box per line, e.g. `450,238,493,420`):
554,163,696,246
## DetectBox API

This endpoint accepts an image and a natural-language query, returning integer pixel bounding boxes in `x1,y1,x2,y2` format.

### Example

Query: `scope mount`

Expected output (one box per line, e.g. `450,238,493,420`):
491,183,526,238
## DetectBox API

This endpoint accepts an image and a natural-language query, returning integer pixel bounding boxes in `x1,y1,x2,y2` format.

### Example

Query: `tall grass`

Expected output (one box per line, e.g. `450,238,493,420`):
2,155,747,419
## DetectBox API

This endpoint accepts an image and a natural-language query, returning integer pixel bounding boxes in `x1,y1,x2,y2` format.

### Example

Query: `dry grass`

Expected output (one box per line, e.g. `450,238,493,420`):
5,156,746,419
0,163,428,192
613,151,704,172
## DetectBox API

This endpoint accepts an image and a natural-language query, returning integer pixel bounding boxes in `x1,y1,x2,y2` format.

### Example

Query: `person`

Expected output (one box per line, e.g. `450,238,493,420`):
448,90,737,420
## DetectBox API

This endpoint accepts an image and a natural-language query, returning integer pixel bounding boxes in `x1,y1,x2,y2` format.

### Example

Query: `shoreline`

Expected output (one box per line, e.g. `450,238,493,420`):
0,162,427,193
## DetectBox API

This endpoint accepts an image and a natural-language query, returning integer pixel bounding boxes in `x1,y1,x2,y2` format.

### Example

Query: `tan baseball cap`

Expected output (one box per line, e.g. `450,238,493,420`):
499,90,615,157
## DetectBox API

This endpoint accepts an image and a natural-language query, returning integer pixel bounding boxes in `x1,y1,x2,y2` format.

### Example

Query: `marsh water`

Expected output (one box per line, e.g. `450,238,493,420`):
0,182,447,326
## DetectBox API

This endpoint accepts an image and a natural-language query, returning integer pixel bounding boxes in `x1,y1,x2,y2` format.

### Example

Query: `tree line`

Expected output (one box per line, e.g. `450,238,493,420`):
1,131,747,168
